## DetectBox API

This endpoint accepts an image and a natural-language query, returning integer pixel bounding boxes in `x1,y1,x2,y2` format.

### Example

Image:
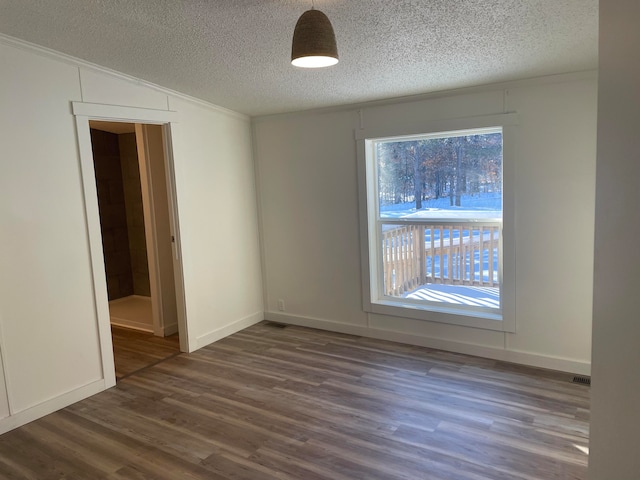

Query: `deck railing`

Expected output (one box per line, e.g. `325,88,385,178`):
381,221,501,296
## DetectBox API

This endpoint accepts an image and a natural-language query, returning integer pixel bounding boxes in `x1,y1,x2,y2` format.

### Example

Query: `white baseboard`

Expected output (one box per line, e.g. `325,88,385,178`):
265,311,591,376
108,294,150,304
109,295,154,332
194,311,264,351
110,319,154,333
0,379,106,435
163,322,179,336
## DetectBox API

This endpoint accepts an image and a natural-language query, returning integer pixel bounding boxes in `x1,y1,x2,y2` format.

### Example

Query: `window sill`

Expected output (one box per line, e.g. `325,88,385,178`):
368,299,512,332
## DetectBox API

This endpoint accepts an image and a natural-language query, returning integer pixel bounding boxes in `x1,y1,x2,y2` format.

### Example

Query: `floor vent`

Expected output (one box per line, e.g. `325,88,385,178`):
265,322,288,328
572,375,591,386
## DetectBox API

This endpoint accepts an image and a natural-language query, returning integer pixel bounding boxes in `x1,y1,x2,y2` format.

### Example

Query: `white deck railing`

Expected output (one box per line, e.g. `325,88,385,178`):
381,221,501,296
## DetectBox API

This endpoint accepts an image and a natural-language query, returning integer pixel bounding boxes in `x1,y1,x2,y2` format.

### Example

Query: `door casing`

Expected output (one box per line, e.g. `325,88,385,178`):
73,102,189,388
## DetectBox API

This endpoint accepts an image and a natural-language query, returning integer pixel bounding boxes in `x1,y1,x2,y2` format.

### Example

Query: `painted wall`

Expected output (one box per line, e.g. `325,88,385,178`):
169,97,264,349
91,128,136,300
138,124,178,335
0,37,263,432
0,354,8,421
254,75,597,374
589,1,640,478
91,128,151,300
0,41,102,423
119,132,151,297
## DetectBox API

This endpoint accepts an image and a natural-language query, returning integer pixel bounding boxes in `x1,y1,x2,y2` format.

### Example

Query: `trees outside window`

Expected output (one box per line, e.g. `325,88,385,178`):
376,131,502,212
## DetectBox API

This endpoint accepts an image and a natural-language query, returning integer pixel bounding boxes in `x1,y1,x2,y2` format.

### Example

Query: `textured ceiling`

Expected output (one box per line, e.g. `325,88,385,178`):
0,0,598,116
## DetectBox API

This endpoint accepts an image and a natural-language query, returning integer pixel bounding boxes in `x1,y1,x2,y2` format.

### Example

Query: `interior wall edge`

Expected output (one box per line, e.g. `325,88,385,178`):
266,311,591,376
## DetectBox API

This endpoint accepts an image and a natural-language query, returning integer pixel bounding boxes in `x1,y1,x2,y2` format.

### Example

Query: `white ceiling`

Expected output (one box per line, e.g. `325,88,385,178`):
0,0,598,117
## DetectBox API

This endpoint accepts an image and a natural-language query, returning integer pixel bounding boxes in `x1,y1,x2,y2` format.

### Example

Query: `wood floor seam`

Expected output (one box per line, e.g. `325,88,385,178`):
117,351,183,381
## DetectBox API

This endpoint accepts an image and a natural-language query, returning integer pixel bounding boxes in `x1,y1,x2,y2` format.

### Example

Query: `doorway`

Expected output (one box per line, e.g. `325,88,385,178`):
89,121,180,379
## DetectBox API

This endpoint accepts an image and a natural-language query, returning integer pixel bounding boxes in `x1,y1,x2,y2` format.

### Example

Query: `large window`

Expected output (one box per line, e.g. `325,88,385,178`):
360,125,511,329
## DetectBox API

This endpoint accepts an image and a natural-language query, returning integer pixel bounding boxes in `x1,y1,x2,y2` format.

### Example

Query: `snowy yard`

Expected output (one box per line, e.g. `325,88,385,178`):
405,284,500,309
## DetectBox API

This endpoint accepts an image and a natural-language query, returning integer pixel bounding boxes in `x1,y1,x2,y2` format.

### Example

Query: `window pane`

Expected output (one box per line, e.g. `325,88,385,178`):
374,128,503,313
376,131,502,220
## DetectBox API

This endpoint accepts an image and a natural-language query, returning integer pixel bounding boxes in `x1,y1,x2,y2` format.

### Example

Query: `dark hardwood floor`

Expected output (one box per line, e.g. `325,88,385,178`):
111,325,180,379
0,322,590,479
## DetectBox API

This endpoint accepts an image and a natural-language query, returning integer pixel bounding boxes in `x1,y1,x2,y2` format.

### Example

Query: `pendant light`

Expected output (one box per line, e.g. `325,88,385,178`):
291,4,339,68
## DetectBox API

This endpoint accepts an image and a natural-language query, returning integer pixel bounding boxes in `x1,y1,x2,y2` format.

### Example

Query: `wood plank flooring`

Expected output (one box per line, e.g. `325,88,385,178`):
0,322,590,479
111,325,180,379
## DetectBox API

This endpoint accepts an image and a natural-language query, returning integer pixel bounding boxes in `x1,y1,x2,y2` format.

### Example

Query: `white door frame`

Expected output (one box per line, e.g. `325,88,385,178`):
72,102,189,388
135,123,168,338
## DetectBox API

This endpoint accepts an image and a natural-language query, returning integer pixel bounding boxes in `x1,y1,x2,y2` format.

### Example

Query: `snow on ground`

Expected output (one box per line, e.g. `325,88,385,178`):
381,193,502,308
404,284,500,309
380,193,502,219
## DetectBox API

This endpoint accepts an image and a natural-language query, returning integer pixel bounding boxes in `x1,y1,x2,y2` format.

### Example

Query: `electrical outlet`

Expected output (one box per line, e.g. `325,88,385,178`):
277,299,285,311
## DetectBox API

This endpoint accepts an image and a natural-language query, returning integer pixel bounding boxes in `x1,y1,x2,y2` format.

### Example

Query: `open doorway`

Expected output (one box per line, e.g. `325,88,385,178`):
89,121,180,380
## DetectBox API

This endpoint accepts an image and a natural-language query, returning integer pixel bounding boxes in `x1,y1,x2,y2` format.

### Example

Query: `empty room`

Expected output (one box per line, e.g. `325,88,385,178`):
0,1,637,479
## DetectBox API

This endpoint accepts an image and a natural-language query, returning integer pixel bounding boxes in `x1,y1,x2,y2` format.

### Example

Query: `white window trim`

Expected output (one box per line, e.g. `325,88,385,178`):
356,113,518,332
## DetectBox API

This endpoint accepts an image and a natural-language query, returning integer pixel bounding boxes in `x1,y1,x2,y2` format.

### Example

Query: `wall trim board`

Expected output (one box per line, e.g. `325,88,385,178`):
0,33,248,122
0,380,105,435
195,312,264,350
73,102,178,123
354,112,520,141
251,70,598,123
163,323,179,336
265,311,591,376
109,320,154,333
107,295,149,305
107,322,179,340
74,114,117,389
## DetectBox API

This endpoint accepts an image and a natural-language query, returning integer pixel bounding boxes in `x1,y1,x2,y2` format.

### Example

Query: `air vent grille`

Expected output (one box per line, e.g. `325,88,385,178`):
572,375,591,386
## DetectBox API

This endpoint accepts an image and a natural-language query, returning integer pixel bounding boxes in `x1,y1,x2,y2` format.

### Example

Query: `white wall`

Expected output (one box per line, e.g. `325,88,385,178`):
168,97,264,349
589,1,640,478
0,352,8,421
135,124,179,337
0,37,263,432
254,74,597,374
0,42,103,418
